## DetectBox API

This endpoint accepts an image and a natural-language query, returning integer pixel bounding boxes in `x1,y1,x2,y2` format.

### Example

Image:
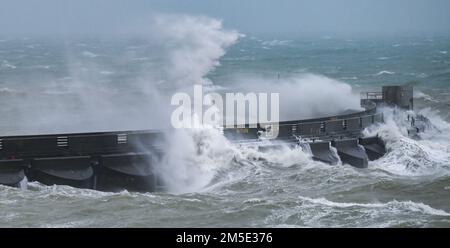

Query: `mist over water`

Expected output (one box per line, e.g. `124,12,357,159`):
0,14,240,134
0,14,367,135
1,13,450,227
226,74,362,120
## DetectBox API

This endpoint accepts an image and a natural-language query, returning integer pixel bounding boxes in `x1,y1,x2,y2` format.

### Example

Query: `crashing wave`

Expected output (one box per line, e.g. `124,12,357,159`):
265,195,450,227
297,196,450,216
363,107,450,175
415,91,439,103
156,126,314,193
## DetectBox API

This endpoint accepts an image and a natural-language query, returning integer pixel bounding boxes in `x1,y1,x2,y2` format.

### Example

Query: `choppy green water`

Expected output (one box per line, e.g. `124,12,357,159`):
1,35,449,227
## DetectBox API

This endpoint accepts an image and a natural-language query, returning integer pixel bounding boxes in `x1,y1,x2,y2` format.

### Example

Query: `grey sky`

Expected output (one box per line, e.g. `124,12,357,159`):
1,0,449,36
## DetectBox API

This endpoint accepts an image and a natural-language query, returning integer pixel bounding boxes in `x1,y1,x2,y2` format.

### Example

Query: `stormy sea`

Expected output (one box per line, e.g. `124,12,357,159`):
1,15,449,227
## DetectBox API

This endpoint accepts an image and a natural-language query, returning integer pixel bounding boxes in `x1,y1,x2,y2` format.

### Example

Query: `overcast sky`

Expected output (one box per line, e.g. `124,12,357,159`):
1,0,449,36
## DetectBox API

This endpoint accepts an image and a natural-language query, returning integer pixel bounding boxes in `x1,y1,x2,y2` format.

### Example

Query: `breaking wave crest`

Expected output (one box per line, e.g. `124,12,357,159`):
374,70,395,76
364,107,450,176
297,196,450,216
157,102,450,193
265,196,450,227
156,126,314,193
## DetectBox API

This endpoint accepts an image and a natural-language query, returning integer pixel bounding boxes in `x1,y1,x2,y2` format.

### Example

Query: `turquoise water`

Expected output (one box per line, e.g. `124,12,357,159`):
218,35,450,88
0,35,449,227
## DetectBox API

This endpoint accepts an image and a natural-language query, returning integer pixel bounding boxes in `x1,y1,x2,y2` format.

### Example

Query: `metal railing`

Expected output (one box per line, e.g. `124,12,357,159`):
360,91,383,100
268,112,383,139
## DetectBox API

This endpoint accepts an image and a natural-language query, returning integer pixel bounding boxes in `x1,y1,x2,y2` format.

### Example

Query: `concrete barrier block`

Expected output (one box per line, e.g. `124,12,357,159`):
359,136,386,161
309,142,339,165
32,156,93,180
0,159,26,186
100,153,153,177
332,139,368,168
